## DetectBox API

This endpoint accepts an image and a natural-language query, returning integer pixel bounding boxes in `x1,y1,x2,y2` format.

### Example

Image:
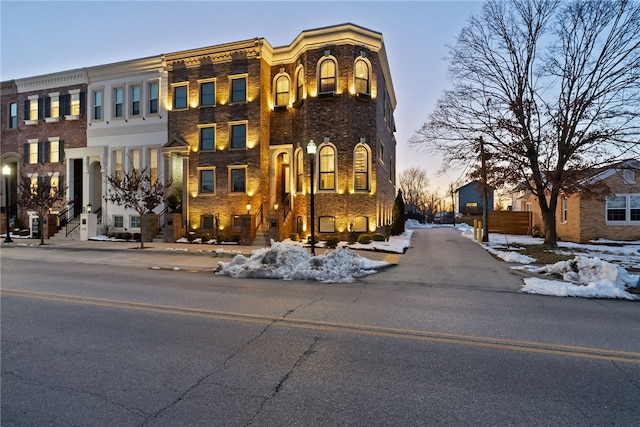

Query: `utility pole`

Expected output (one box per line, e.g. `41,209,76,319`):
479,136,489,242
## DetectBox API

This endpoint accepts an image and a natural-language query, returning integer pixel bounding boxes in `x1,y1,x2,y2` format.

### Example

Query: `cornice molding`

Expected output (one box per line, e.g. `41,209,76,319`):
13,69,88,93
165,39,264,69
86,55,166,81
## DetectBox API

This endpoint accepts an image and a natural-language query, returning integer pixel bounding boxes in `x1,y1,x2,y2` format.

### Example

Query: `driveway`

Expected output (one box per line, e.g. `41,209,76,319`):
364,227,526,291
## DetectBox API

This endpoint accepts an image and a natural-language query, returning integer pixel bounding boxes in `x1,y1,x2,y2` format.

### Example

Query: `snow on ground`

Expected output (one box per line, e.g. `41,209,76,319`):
215,241,391,283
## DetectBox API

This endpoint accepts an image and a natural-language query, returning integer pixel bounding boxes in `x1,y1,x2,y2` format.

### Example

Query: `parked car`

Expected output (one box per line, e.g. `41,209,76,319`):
433,211,461,224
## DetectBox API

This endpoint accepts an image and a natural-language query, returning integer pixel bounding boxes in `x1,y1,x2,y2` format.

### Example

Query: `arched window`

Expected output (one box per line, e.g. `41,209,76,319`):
275,75,290,107
295,148,304,193
354,144,369,191
319,59,336,94
318,145,336,190
296,67,305,101
354,59,370,95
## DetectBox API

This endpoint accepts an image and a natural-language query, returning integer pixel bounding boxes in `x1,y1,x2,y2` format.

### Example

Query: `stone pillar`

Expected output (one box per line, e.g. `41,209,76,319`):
80,213,97,241
142,213,159,242
240,214,254,246
164,212,183,243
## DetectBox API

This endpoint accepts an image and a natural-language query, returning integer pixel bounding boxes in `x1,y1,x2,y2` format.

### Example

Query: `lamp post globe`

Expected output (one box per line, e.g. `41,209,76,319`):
306,140,316,255
2,164,13,243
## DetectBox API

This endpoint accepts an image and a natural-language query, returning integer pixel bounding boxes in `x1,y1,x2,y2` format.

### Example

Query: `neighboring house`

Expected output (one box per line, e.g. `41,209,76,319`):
1,70,88,237
510,159,640,242
456,181,494,215
164,23,397,242
67,56,168,237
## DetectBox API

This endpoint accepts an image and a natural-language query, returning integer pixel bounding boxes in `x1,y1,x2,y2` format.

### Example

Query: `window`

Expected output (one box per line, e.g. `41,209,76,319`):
202,215,214,229
319,216,336,233
70,92,80,116
319,59,336,94
114,150,123,181
622,169,636,184
318,145,336,190
200,81,215,106
561,195,568,223
199,169,215,194
354,59,370,95
606,194,640,224
275,75,290,107
130,149,140,171
199,126,215,151
148,81,159,114
230,76,246,103
49,139,60,163
49,93,60,118
114,88,124,118
49,173,59,197
354,145,369,191
295,149,304,193
148,148,158,183
93,90,102,120
130,85,140,116
113,215,124,228
230,123,246,149
9,102,17,128
129,215,141,229
28,141,39,164
229,167,246,193
29,97,39,120
296,68,304,101
353,216,368,233
173,84,188,110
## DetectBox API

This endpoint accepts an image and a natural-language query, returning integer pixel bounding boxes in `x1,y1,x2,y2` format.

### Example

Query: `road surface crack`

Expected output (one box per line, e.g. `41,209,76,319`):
245,336,319,426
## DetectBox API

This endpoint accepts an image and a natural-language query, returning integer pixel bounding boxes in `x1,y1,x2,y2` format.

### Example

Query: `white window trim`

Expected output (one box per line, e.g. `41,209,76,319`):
228,120,248,151
316,55,339,95
171,82,189,111
46,92,60,123
272,71,291,108
66,88,81,120
605,193,640,226
91,87,104,122
112,86,125,120
129,82,142,117
146,79,161,117
129,215,141,230
353,142,371,193
353,57,372,96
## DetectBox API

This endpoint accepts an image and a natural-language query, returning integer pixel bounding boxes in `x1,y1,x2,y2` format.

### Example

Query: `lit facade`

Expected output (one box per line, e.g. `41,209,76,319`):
165,23,397,241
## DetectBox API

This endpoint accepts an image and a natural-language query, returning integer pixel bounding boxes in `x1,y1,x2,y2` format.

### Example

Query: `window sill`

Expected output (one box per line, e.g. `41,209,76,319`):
24,120,38,126
318,92,335,99
65,115,79,121
356,93,371,101
45,117,60,123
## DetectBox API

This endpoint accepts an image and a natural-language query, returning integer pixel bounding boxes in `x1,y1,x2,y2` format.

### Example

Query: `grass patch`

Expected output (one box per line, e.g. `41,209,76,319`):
510,244,578,265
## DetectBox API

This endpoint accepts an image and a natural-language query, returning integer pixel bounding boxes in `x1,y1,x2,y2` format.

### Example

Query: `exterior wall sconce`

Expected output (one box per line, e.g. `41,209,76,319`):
246,202,251,214
274,203,279,212
86,203,92,214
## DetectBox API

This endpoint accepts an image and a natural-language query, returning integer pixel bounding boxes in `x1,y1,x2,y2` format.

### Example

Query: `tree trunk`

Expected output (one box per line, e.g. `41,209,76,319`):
540,200,558,247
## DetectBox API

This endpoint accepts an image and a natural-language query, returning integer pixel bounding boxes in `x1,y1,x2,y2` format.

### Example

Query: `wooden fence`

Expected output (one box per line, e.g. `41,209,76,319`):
487,211,532,235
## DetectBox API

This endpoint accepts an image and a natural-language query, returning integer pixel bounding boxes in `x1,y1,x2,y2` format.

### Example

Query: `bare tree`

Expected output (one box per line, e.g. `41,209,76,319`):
398,167,431,220
104,166,172,249
15,172,66,245
411,0,640,246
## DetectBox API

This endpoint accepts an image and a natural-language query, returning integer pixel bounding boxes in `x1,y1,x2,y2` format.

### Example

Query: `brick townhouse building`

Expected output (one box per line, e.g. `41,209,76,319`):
1,70,88,237
2,22,396,243
163,23,397,243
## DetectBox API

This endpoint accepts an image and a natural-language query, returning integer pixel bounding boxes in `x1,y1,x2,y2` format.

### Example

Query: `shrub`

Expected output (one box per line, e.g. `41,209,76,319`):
123,232,133,241
115,232,124,240
229,234,241,243
308,234,318,244
325,235,340,248
372,233,385,241
290,233,299,241
357,234,372,244
133,233,141,241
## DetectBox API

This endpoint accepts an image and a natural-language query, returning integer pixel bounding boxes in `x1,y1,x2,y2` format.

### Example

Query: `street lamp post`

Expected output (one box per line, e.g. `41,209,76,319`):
306,140,316,255
2,164,13,243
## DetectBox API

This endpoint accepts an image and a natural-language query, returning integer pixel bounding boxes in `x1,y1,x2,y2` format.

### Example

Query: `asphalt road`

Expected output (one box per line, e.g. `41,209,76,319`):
2,229,639,426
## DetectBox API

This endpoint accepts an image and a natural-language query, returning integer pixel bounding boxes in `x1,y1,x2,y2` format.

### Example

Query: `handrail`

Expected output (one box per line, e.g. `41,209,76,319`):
158,206,168,232
282,194,291,221
57,206,71,229
66,214,81,237
254,204,263,232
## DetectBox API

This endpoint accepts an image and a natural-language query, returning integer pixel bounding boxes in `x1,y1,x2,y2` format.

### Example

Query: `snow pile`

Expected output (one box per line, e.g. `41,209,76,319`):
486,247,536,264
520,256,639,300
215,241,390,283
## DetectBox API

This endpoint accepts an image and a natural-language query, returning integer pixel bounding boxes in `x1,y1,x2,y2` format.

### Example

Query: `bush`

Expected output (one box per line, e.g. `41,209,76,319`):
325,235,340,248
290,233,299,241
133,233,141,241
357,234,372,244
115,232,124,240
372,233,385,241
123,232,133,241
308,234,318,244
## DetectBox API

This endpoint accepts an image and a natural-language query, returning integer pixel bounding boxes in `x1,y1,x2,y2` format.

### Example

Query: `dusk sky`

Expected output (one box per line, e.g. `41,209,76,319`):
1,0,484,193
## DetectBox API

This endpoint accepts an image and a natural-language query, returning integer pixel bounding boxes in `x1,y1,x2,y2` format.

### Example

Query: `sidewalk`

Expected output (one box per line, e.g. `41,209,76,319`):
1,236,398,272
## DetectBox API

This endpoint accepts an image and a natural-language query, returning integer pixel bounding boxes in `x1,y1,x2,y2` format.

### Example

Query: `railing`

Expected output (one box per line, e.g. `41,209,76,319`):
254,204,263,233
66,214,81,237
282,194,291,222
57,206,71,229
94,207,102,225
158,206,168,232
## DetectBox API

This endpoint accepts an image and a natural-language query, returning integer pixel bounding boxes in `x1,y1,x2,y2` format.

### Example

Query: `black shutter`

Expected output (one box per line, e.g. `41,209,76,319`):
44,141,50,163
38,98,44,119
44,97,51,118
23,143,28,164
60,94,70,116
24,100,29,120
59,175,64,192
79,92,85,116
59,140,65,163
